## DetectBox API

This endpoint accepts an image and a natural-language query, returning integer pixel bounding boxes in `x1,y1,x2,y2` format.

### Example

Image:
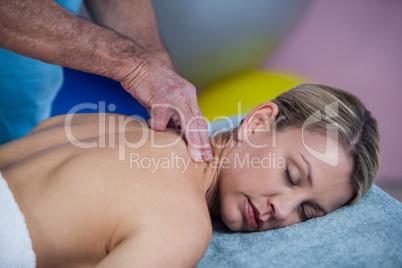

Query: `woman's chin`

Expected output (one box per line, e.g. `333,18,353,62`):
221,215,243,231
219,200,245,231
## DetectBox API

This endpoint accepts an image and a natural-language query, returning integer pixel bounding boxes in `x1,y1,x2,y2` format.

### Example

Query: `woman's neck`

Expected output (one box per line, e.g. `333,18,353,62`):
202,131,237,217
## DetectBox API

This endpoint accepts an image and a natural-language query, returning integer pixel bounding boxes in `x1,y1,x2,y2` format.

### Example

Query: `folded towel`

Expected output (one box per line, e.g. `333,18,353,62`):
0,172,36,268
198,185,402,268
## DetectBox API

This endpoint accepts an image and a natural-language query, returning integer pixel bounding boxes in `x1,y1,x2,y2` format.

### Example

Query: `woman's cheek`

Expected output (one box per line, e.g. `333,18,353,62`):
220,195,244,231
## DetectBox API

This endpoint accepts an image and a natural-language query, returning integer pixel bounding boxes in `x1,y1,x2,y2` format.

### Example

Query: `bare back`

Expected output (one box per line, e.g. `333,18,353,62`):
0,114,212,267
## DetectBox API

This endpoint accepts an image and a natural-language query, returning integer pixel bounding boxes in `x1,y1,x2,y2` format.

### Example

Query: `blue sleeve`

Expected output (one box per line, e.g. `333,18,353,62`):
0,0,82,144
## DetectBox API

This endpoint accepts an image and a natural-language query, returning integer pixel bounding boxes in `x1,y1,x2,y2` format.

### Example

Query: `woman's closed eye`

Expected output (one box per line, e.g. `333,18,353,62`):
285,167,295,186
300,205,309,222
285,167,314,222
300,203,316,222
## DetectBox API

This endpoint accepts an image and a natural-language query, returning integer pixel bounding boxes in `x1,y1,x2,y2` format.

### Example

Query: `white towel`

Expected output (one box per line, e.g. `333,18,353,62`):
0,171,36,268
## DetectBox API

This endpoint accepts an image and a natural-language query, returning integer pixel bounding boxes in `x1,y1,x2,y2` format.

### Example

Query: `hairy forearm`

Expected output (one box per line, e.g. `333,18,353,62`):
0,0,149,81
84,0,175,69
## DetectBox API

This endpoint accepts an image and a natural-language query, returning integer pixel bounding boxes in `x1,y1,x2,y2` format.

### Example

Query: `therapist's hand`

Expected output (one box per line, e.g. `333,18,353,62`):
121,55,213,163
0,0,212,163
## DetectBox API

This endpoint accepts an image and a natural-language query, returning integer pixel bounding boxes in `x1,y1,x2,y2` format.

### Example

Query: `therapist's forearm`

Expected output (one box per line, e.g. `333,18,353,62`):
84,0,175,70
0,0,151,82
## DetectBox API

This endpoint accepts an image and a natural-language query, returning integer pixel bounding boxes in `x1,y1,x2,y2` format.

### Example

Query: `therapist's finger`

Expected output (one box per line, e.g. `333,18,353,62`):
189,97,213,162
181,105,212,163
148,104,175,131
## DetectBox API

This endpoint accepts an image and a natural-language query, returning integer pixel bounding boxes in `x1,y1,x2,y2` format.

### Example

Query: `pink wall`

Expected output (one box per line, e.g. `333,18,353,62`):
263,0,402,182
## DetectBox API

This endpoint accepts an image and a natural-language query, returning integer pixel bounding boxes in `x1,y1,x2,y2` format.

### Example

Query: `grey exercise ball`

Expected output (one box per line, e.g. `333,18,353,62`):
152,0,311,84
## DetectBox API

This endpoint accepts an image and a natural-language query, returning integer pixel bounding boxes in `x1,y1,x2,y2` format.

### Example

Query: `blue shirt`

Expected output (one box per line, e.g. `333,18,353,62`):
0,0,82,144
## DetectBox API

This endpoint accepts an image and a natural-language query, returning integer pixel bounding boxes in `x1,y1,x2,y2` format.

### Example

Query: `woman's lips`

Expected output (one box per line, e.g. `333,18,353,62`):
245,198,259,230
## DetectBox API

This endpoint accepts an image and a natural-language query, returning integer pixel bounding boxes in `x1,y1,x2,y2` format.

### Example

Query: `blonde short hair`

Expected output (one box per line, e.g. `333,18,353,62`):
213,83,380,204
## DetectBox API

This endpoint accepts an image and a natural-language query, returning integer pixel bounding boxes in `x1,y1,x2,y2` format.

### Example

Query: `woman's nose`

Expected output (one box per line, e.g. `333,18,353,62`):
268,194,299,221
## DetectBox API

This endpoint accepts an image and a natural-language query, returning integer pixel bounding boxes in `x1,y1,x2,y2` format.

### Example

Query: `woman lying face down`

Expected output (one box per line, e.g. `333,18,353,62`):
0,83,380,267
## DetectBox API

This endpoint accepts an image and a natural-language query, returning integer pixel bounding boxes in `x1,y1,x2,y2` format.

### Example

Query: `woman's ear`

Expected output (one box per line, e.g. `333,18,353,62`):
237,102,278,142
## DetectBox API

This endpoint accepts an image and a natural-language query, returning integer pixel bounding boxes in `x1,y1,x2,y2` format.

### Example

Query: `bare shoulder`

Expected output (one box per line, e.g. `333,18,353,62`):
93,167,212,267
98,181,212,267
56,129,209,266
97,222,211,267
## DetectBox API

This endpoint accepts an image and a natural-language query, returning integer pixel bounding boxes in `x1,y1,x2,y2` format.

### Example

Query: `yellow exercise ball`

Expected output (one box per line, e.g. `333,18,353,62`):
198,69,307,121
